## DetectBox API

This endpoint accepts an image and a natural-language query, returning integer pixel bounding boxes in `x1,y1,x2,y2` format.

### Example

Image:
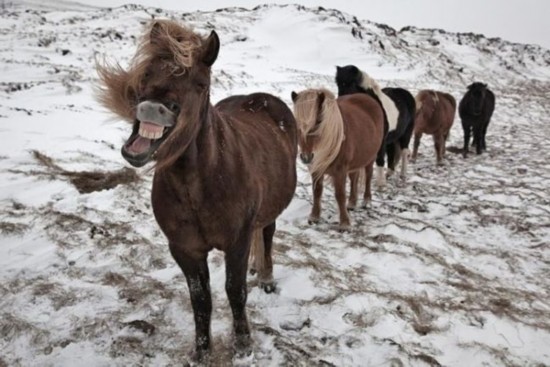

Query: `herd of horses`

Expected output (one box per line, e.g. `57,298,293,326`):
97,21,496,359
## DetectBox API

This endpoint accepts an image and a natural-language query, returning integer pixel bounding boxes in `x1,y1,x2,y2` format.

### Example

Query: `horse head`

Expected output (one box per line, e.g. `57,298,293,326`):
291,88,344,178
97,20,219,168
467,82,488,116
335,65,364,96
291,89,325,165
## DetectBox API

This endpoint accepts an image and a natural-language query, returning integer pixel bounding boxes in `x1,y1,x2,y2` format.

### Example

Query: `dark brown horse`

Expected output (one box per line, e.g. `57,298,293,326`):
291,88,384,230
459,82,495,157
97,20,297,359
411,90,456,165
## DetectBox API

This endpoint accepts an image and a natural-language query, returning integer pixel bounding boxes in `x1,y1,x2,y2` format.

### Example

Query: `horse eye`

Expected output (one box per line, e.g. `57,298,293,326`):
167,102,180,113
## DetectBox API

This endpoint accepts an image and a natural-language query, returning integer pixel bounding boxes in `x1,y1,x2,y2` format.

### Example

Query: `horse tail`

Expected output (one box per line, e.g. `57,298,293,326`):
309,91,345,180
249,228,264,275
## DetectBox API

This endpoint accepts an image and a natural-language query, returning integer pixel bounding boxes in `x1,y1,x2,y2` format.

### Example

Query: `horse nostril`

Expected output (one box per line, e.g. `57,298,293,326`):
300,153,313,164
158,107,165,115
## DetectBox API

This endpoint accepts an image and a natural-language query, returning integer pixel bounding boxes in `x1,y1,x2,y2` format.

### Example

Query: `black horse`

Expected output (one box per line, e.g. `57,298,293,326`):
336,65,415,186
458,82,495,157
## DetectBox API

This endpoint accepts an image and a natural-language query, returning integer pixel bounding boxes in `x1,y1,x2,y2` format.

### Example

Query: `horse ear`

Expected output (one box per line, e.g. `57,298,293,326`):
150,22,164,44
336,66,341,71
202,30,220,67
483,83,488,88
291,91,298,102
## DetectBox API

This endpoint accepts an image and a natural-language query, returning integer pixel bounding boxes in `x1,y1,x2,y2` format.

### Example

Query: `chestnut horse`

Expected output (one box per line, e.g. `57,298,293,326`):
291,88,384,230
97,20,297,359
335,65,415,186
411,90,456,165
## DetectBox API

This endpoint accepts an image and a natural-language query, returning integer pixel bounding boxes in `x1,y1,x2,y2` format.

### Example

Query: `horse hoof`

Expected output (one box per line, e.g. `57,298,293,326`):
338,224,351,232
308,217,320,225
233,334,252,356
191,348,210,364
260,281,277,294
347,205,356,211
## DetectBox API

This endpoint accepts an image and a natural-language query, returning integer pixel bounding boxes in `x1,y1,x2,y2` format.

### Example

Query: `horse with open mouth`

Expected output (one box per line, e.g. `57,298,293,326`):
291,88,384,230
335,65,415,187
97,20,297,360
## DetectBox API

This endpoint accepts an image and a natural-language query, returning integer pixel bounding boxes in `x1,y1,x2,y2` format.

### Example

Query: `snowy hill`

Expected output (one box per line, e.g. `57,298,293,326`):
1,3,549,366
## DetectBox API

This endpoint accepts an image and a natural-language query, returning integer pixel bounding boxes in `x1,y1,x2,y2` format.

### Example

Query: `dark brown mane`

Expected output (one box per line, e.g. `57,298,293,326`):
96,20,204,123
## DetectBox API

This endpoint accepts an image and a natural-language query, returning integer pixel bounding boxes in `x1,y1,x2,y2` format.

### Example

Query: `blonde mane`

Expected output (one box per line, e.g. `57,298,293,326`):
96,20,204,122
293,88,345,179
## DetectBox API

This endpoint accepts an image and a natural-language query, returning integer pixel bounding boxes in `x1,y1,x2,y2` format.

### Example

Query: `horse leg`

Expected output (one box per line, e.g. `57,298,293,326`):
411,132,421,162
309,175,324,224
399,118,414,178
333,172,351,230
225,228,253,353
462,124,471,158
473,124,483,155
386,143,396,178
258,222,276,293
481,122,488,151
347,171,359,210
433,133,444,165
375,145,386,189
362,163,374,208
169,243,212,359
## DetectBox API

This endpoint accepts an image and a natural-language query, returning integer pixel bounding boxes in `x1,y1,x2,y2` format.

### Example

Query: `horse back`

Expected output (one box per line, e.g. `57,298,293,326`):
216,93,297,150
214,93,297,227
335,94,385,169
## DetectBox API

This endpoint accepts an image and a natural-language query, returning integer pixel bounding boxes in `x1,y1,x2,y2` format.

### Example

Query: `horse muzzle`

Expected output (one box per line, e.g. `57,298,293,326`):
136,100,177,128
300,152,314,164
120,101,179,167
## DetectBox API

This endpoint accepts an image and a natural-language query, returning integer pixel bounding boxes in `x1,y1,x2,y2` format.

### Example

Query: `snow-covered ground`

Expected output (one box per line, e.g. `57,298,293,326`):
1,3,549,366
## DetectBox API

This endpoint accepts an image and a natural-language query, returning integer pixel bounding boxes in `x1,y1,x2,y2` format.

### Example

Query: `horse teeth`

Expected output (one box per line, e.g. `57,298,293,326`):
138,127,163,140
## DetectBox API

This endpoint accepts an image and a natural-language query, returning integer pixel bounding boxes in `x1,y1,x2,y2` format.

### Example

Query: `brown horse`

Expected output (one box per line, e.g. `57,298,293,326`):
411,90,456,165
96,20,297,359
291,88,384,230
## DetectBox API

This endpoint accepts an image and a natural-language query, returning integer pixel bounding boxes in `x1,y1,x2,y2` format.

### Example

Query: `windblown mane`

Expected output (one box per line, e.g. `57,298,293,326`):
359,71,399,131
96,20,204,123
293,88,345,179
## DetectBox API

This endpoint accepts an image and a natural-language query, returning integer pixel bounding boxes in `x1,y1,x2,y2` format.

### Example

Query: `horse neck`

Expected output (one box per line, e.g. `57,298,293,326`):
156,95,215,175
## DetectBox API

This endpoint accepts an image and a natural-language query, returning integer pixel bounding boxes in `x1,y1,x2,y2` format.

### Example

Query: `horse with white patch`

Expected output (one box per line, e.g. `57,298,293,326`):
335,65,415,188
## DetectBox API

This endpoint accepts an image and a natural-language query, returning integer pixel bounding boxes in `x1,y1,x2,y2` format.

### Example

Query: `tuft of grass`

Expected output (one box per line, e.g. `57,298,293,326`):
29,150,140,193
0,222,29,235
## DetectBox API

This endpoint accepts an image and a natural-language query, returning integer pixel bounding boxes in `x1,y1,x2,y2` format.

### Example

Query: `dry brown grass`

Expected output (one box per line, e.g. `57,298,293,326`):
0,221,29,235
24,150,141,194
